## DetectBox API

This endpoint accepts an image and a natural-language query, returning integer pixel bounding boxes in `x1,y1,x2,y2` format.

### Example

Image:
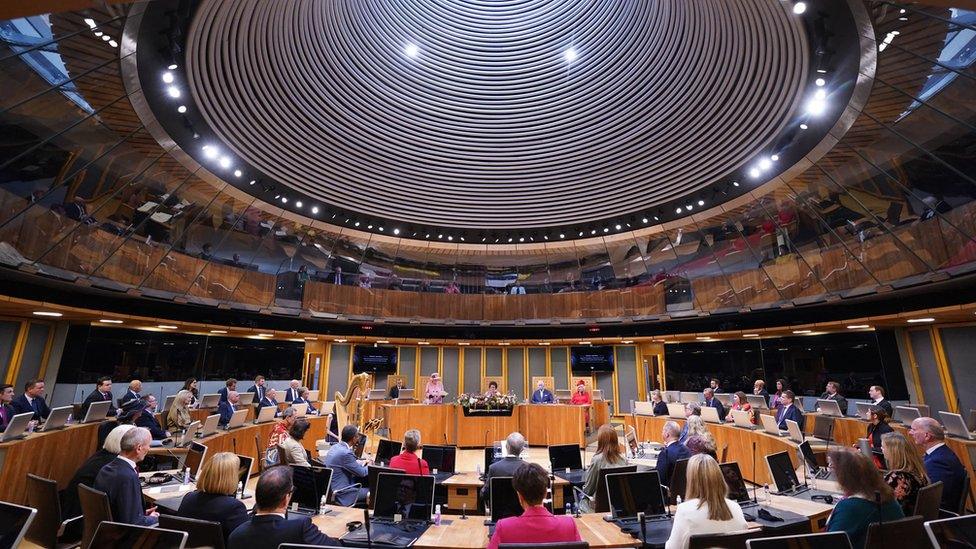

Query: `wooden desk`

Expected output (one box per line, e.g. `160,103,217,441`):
385,404,456,446
518,405,586,447
591,401,611,428
440,472,568,512
455,409,519,449
0,423,100,505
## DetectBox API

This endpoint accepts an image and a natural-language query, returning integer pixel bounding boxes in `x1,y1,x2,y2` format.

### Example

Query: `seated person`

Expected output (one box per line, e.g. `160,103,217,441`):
81,376,118,418
291,387,318,415
279,418,313,467
228,466,337,549
62,424,135,518
389,429,430,475
266,408,297,466
481,432,526,503
726,391,752,423
530,380,554,404
167,389,194,433
487,462,581,549
323,425,369,506
881,432,930,515
826,449,904,549
869,385,893,417
97,398,144,449
93,427,159,526
774,390,803,430
388,378,405,399
665,454,749,549
0,384,13,432
135,395,169,439
650,389,668,416
218,378,237,403
821,381,849,415
656,421,691,488
178,452,249,542
284,380,302,403
11,379,51,421
702,388,725,421
581,425,628,512
679,403,701,443
484,381,500,398
218,390,239,427
259,388,281,415
911,417,967,511
685,434,717,459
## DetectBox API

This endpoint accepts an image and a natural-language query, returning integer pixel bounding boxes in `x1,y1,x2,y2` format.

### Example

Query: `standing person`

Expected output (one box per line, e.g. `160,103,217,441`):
486,462,581,549
570,380,592,431
910,417,967,512
665,454,749,549
182,378,199,407
167,389,194,432
218,378,237,403
424,373,446,404
177,452,249,542
656,421,691,488
11,379,51,422
323,425,369,506
821,381,849,416
580,425,628,512
881,432,930,514
389,429,430,475
869,385,893,417
93,427,159,526
651,389,668,416
825,449,904,549
81,376,117,417
0,384,15,432
775,390,803,430
249,375,267,404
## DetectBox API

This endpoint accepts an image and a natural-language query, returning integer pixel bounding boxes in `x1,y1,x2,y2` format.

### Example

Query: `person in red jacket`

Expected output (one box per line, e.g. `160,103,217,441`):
487,462,581,549
389,429,429,475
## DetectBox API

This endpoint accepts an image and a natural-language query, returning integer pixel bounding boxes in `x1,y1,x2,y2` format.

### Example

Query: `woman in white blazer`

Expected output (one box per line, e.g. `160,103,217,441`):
665,454,750,549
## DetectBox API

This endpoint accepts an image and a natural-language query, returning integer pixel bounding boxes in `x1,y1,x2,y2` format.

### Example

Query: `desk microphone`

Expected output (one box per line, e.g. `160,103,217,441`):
751,441,759,505
484,430,490,449
659,481,672,519
638,512,647,547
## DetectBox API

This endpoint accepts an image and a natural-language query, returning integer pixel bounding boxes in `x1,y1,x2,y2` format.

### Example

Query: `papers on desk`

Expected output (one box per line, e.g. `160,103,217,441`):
137,201,158,213
147,484,191,495
151,212,173,223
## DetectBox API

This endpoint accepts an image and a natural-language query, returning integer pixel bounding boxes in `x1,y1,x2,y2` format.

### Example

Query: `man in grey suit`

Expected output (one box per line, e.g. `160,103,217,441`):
480,432,526,503
323,425,369,506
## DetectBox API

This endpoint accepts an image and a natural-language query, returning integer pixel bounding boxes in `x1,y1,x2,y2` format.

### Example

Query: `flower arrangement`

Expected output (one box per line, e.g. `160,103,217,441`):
457,391,520,411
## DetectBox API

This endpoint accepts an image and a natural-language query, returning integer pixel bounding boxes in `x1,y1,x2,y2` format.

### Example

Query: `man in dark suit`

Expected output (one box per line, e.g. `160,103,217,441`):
869,385,894,417
218,378,237,403
753,380,770,405
227,466,336,549
703,388,725,421
11,379,51,421
0,384,15,432
912,417,968,511
481,432,526,502
323,425,369,506
820,381,848,416
135,395,168,439
655,421,691,487
260,388,281,417
388,378,404,399
291,388,317,415
81,376,117,417
248,376,267,404
776,390,804,430
284,380,301,403
218,391,239,427
93,427,158,526
530,381,555,404
119,380,142,408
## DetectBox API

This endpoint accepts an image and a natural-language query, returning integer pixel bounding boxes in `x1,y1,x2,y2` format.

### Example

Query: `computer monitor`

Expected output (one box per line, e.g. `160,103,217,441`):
701,407,722,424
82,400,111,423
745,531,852,549
161,395,177,414
765,451,800,493
812,416,833,441
667,403,685,419
746,395,769,410
786,419,804,443
719,462,751,503
375,439,403,465
893,405,921,424
816,399,844,418
484,446,500,475
925,514,976,549
0,501,37,549
183,442,207,481
0,412,33,442
290,465,333,512
41,406,72,431
238,392,254,406
731,410,754,429
227,409,248,429
940,412,974,440
89,521,187,549
199,394,220,408
421,445,456,473
367,465,401,509
606,470,666,518
291,403,308,417
254,406,276,424
373,473,435,522
668,458,689,504
714,393,733,407
354,434,368,459
489,476,522,523
798,441,821,473
548,444,583,471
235,454,253,496
854,402,874,420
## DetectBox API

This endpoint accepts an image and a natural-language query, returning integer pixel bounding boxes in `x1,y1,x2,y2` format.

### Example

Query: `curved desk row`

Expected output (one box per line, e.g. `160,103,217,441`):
384,404,590,448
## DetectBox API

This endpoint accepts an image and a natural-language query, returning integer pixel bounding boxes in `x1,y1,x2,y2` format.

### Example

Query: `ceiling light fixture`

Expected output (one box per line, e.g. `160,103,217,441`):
792,329,812,334
743,334,759,337
847,325,870,329
210,330,227,334
233,169,242,177
334,338,347,342
157,324,178,329
162,72,174,83
177,105,187,113
99,319,123,324
907,318,935,323
405,43,419,57
167,86,181,98
793,2,807,15
33,311,63,317
218,156,231,169
168,63,178,70
564,47,578,62
799,123,809,130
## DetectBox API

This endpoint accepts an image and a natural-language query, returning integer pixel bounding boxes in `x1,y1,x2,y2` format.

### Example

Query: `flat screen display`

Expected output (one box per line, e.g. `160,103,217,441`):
607,471,666,518
352,345,398,374
373,473,435,521
548,444,583,470
570,346,615,372
421,445,456,473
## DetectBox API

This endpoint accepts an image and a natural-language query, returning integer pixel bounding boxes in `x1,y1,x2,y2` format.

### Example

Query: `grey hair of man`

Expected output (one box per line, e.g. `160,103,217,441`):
120,426,151,452
505,432,526,457
663,421,682,440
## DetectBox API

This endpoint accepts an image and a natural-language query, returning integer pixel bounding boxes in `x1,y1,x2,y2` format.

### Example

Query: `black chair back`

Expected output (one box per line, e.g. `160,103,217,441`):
25,473,66,548
956,474,971,515
77,484,112,549
689,530,761,549
863,515,926,549
593,465,636,513
500,543,589,549
89,521,187,549
158,514,225,549
914,480,944,522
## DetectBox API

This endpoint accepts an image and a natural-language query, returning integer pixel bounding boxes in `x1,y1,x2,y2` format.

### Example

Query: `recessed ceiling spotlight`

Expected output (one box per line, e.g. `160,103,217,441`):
559,233,565,238
508,237,513,242
806,97,827,116
759,158,772,170
94,31,103,37
218,156,231,169
380,227,385,232
405,42,419,57
354,221,360,226
334,338,347,343
437,234,443,239
697,200,705,206
792,329,812,334
815,78,826,87
800,123,809,130
295,201,302,208
749,168,761,178
732,181,740,186
162,72,174,83
177,105,187,113
101,34,110,41
793,2,807,14
603,228,609,233
771,154,779,162
248,179,256,185
686,204,693,210
564,47,578,62
312,207,320,214
743,333,759,337
615,224,621,230
85,18,97,28
108,40,118,48
202,145,218,159
696,336,712,340
519,237,524,242
448,236,453,241
33,311,63,317
578,231,584,237
233,169,242,177
210,330,227,334
815,88,827,100
167,86,181,98
538,342,551,346
590,229,597,235
157,324,178,329
99,319,123,324
907,318,935,323
367,225,373,229
457,342,469,346
168,63,178,70
676,207,682,213
393,228,400,235
641,218,648,224
281,197,288,204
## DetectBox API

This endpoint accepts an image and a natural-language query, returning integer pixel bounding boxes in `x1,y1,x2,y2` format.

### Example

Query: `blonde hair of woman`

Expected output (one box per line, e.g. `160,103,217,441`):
196,452,241,495
684,453,732,520
881,432,929,483
167,389,193,432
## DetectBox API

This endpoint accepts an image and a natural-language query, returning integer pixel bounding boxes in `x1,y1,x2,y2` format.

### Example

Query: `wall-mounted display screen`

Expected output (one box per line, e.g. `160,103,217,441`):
352,345,398,374
571,346,615,372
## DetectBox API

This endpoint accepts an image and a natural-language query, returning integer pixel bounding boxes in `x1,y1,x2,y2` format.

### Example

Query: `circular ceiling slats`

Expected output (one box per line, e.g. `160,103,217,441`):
186,0,806,229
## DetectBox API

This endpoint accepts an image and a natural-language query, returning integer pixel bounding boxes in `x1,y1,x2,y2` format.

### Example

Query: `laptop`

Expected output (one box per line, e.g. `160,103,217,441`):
679,392,701,404
668,458,689,505
237,393,255,406
175,421,201,448
810,416,834,443
367,465,401,509
226,409,248,430
925,514,976,549
290,465,333,514
663,390,680,403
785,419,804,443
765,451,803,494
40,406,73,431
0,412,34,442
482,446,501,480
714,393,733,407
893,405,921,424
307,390,320,401
89,521,187,549
550,444,584,483
746,395,768,410
0,501,38,549
816,399,844,418
254,406,276,424
666,403,686,419
854,402,874,420
375,439,403,466
940,411,973,440
798,441,833,480
718,462,752,503
368,389,386,401
488,476,522,529
235,454,254,499
82,400,112,423
420,445,457,482
701,406,722,424
342,473,434,547
606,470,666,522
198,394,221,408
730,409,756,429
291,403,309,417
161,395,177,414
760,414,787,437
183,441,207,481
197,414,221,438
354,434,368,459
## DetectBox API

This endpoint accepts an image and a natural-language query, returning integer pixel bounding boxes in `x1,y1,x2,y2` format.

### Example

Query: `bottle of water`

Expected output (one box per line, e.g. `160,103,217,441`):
763,484,771,503
319,495,327,515
182,467,190,485
565,503,572,516
434,504,442,526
